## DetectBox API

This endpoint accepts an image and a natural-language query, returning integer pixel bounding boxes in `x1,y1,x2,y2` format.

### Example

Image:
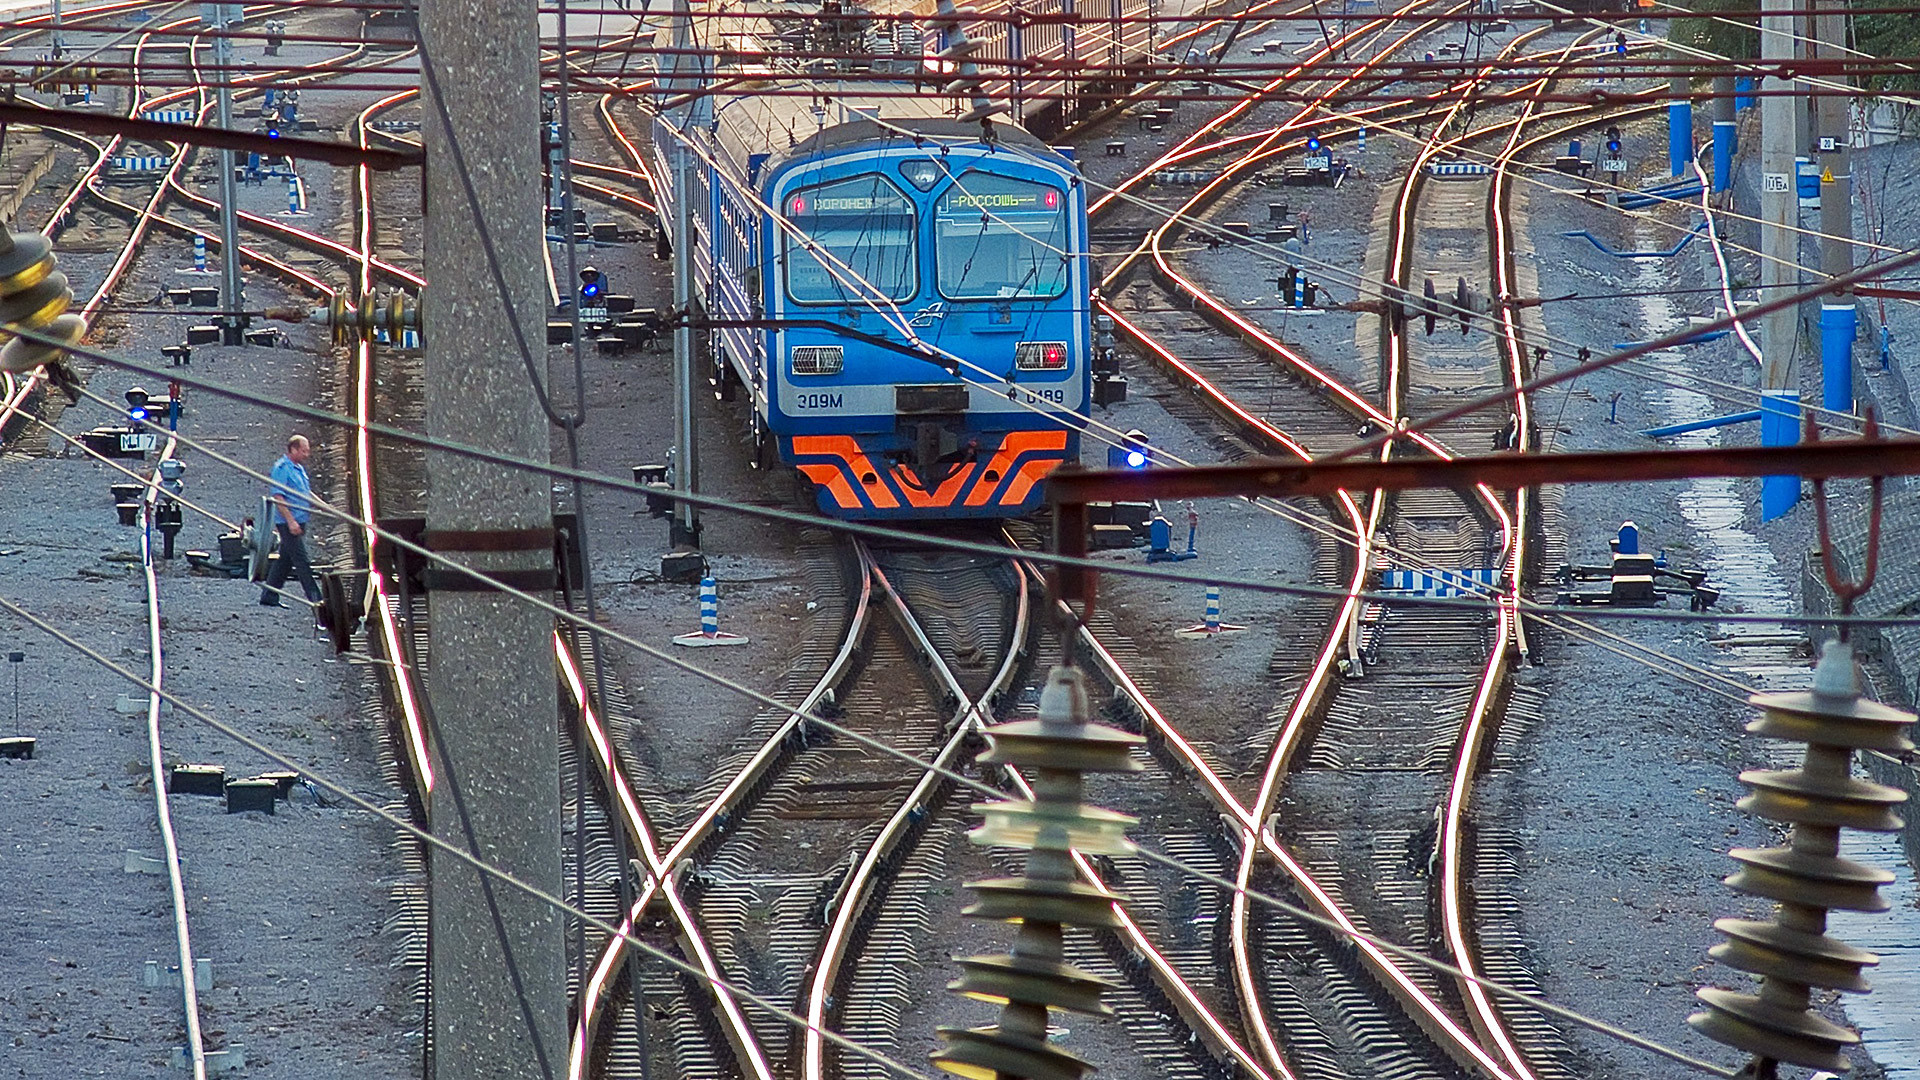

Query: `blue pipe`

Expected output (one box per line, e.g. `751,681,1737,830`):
1735,76,1754,111
1562,221,1707,258
1821,302,1857,415
1617,182,1705,210
1641,410,1760,439
1613,329,1729,349
1760,390,1801,521
1712,120,1736,192
1668,100,1693,177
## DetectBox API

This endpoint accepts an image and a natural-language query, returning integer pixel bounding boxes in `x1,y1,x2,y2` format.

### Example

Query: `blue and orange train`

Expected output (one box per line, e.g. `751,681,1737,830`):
653,76,1093,519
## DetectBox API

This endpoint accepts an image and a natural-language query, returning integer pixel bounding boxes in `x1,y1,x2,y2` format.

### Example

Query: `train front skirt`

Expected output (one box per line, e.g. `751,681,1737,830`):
791,430,1071,517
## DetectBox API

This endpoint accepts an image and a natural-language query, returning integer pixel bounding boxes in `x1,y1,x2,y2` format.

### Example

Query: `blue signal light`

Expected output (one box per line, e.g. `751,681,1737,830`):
128,405,149,423
1306,135,1321,153
580,281,601,300
1125,449,1148,468
267,127,281,139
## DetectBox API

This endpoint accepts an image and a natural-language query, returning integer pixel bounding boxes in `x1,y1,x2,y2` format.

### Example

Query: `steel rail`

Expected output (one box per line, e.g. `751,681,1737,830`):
567,546,877,1080
1078,301,1371,1077
1119,20,1554,1079
799,545,1033,1080
995,543,1285,1080
137,426,206,1080
1088,0,1434,219
1084,22,1501,1072
551,631,779,1080
3,4,366,434
0,4,208,435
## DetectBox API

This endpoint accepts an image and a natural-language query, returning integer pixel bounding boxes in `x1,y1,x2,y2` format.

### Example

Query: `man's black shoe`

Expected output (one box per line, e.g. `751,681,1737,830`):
259,596,284,607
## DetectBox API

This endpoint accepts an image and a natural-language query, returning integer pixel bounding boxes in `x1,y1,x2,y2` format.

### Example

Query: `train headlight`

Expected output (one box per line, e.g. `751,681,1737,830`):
900,160,941,192
790,344,844,375
1014,341,1069,371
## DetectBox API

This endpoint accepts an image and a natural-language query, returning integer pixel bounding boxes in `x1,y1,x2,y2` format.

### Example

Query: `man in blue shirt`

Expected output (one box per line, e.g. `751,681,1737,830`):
261,433,323,607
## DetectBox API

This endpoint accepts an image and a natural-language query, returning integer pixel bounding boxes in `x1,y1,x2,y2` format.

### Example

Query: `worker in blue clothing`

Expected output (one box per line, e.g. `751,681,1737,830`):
261,433,323,607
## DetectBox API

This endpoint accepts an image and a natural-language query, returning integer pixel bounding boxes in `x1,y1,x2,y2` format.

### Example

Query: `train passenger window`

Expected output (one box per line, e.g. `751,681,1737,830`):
934,172,1070,302
782,174,918,304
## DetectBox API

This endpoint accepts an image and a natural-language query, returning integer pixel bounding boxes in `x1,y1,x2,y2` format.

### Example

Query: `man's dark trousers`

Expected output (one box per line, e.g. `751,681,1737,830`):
264,523,322,603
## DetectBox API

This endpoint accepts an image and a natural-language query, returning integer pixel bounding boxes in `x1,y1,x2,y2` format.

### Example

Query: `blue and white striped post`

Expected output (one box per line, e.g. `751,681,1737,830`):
700,576,719,633
1178,584,1245,636
1356,126,1366,155
192,234,207,272
673,574,749,646
286,177,301,215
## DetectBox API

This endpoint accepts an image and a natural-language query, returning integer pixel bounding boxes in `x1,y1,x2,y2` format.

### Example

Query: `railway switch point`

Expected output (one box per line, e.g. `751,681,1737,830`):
1692,640,1917,1071
168,764,227,797
673,577,747,647
225,778,277,814
0,737,34,760
1178,586,1245,636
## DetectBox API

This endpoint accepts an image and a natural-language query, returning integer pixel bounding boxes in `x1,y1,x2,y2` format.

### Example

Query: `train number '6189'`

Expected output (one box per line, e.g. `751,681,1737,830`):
1011,386,1064,404
794,392,844,410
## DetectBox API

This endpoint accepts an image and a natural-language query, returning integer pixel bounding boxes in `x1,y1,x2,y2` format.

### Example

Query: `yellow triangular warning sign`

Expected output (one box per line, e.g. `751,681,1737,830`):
1821,167,1835,183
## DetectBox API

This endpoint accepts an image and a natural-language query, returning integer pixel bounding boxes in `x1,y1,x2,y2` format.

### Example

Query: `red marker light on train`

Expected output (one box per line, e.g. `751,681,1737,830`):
1043,189,1059,209
791,196,806,214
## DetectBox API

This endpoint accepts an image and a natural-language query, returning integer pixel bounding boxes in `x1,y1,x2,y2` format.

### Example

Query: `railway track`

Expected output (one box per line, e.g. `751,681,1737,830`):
1058,14,1665,1080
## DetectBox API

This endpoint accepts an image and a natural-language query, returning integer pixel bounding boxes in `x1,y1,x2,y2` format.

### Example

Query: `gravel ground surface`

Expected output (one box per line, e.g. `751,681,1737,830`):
1501,110,1912,1079
1,206,413,1078
4,22,417,1074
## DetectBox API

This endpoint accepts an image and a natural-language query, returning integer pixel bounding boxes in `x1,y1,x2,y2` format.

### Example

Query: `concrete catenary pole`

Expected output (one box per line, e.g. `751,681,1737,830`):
1758,0,1801,521
211,4,245,344
665,0,705,551
419,0,567,1074
1814,0,1856,418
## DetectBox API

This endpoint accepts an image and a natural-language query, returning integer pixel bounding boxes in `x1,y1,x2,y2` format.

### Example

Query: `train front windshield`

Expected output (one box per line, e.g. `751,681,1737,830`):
783,174,919,304
934,172,1070,301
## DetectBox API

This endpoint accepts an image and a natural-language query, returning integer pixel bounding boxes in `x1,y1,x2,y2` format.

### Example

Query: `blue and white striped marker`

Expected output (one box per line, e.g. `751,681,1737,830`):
1356,126,1366,155
191,234,208,273
285,177,304,215
1177,584,1245,636
673,575,749,647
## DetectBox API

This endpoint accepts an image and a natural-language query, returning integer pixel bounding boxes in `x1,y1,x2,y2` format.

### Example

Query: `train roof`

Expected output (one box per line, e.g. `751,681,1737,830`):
711,87,1063,186
694,0,1067,185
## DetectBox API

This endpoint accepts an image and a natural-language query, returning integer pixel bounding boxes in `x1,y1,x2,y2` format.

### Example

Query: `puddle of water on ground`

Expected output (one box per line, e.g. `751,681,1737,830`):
1626,229,1919,1072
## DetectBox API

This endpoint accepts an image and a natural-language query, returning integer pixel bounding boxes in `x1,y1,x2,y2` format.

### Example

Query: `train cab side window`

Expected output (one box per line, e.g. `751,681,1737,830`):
933,172,1070,302
782,174,919,304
